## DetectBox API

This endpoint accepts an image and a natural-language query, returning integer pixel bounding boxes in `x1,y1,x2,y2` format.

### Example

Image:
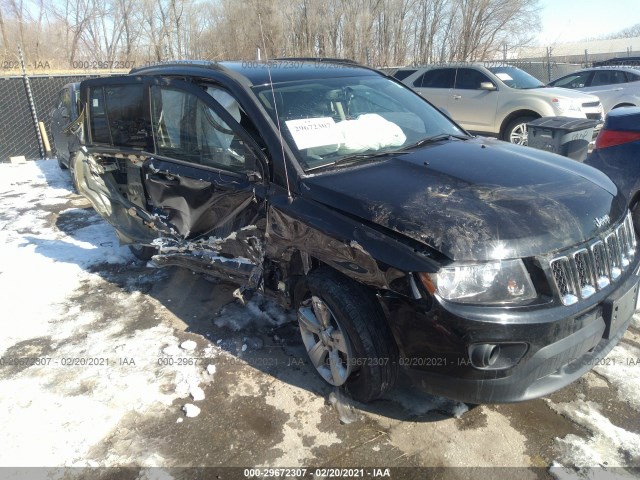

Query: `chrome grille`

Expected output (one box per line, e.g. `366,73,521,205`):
549,212,636,305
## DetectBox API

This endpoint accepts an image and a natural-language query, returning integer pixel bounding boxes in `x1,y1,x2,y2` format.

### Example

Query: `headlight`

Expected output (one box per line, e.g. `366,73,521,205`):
551,97,581,114
421,259,536,304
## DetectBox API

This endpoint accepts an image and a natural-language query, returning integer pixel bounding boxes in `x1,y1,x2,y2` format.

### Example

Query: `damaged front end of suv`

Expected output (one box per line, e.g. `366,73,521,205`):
74,60,639,404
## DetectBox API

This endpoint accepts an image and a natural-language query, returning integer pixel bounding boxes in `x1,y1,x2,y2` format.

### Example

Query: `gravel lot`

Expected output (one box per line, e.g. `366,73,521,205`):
1,159,639,479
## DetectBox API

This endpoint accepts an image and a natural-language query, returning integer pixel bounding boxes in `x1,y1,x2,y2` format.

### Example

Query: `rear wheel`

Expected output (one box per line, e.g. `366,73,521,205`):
503,116,536,146
296,268,398,403
54,140,68,170
68,152,79,193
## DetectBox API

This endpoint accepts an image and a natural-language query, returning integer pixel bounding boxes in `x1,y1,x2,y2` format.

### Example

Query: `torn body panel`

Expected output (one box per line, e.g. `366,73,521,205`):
75,150,168,244
141,157,267,286
264,188,441,295
77,148,267,287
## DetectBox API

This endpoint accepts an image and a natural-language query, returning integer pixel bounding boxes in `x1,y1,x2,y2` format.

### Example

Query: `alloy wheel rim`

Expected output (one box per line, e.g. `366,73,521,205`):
510,123,528,145
297,295,353,386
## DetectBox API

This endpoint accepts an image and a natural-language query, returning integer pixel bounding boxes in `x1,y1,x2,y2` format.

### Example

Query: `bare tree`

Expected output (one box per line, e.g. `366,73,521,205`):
0,2,10,54
0,0,541,70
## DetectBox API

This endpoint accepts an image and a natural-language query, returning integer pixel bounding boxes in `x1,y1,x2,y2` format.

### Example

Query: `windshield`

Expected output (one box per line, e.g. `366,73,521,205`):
252,76,465,171
488,67,545,89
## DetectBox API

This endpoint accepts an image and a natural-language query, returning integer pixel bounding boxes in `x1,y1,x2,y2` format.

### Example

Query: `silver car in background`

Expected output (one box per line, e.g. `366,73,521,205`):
548,66,640,113
401,64,603,145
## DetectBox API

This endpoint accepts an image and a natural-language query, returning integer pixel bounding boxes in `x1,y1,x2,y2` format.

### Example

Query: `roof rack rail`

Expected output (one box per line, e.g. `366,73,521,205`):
592,56,640,67
129,59,222,74
273,57,360,65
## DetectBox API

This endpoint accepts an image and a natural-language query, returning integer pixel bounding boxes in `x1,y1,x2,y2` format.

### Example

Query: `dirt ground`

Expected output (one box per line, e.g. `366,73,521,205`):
1,159,639,480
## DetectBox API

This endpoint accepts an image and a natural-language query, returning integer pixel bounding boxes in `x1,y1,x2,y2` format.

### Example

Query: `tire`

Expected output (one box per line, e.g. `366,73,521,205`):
632,203,640,236
296,268,398,403
129,244,158,261
54,141,68,170
68,152,79,193
503,116,536,146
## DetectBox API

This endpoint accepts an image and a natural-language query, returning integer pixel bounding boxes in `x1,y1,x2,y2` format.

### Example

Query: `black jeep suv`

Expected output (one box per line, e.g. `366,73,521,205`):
73,60,638,404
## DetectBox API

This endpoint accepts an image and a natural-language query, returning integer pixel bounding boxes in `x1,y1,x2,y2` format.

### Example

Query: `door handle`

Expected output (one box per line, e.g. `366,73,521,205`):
149,172,180,186
453,95,462,100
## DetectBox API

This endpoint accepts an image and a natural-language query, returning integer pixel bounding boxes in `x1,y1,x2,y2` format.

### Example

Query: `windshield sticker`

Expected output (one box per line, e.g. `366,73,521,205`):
495,73,513,81
285,117,340,150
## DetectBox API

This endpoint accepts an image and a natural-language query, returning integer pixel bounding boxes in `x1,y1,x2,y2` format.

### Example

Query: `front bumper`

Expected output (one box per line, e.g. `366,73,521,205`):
380,262,639,404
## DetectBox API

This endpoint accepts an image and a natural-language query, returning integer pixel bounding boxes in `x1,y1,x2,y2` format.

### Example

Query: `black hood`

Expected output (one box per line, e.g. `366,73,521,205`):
300,137,626,261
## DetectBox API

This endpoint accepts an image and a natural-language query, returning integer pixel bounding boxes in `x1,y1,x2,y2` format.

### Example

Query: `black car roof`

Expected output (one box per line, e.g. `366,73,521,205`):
130,59,378,85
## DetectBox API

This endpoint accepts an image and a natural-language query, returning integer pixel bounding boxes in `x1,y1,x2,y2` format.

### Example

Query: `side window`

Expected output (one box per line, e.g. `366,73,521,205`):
592,70,627,86
54,90,64,108
455,68,492,89
627,72,640,82
413,69,456,88
88,87,109,144
150,85,256,172
552,72,591,88
88,84,150,148
61,89,71,109
60,89,72,118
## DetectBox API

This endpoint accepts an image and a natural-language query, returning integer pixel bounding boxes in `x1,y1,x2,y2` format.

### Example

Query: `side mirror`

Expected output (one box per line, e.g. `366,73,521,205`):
480,82,497,91
246,170,263,183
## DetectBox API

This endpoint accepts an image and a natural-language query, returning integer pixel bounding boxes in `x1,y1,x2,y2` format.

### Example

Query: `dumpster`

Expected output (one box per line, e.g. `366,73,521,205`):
527,117,600,161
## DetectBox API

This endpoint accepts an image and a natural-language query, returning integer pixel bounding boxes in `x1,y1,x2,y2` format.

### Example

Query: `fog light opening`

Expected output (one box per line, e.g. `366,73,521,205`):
470,344,500,368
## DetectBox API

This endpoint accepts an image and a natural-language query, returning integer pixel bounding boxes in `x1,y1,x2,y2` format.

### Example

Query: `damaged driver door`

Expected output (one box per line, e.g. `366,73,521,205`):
78,75,269,290
143,78,269,290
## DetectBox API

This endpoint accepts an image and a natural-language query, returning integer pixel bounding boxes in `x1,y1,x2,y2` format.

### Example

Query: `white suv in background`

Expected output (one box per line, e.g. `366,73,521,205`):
401,64,603,145
548,66,640,113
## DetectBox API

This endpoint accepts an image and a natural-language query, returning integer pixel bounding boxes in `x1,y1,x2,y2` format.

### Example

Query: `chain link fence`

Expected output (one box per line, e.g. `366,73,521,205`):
0,74,100,161
1,49,638,161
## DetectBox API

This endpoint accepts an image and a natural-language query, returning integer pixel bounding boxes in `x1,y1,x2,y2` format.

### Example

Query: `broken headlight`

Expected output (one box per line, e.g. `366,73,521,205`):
423,259,536,304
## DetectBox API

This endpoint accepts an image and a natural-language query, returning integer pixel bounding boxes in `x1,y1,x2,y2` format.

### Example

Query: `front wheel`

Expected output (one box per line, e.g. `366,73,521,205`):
503,116,536,146
296,268,398,403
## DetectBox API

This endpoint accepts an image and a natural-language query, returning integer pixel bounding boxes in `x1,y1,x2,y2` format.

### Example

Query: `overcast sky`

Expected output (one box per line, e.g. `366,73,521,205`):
537,0,639,44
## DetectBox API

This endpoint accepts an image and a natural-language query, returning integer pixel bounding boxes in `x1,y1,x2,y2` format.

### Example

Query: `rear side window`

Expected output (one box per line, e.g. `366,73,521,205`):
88,84,150,148
393,69,417,81
592,70,628,86
413,69,456,88
627,72,640,82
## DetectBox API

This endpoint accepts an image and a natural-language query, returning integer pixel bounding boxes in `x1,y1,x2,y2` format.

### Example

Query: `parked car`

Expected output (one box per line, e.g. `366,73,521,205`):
548,67,640,113
74,60,637,404
390,68,418,81
585,107,640,223
50,82,82,183
401,64,603,145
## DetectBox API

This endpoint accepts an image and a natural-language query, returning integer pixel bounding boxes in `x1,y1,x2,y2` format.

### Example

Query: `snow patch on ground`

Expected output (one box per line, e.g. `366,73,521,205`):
0,160,219,466
594,342,640,411
548,398,640,469
214,294,294,331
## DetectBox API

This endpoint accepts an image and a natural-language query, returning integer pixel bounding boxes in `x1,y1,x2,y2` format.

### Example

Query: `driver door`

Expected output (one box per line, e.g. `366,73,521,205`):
79,76,269,289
